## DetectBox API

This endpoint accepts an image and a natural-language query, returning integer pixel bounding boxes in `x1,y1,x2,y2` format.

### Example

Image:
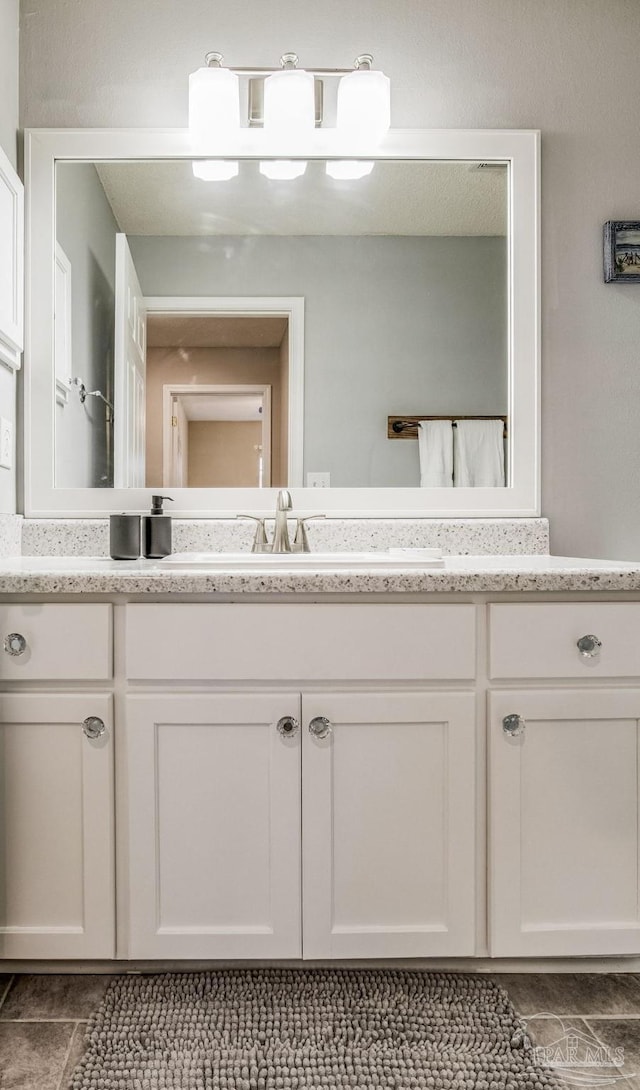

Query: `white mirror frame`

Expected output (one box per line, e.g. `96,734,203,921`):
25,127,539,517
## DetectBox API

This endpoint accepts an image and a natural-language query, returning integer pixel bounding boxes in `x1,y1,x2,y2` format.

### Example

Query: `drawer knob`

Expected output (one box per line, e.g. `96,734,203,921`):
577,633,602,659
503,713,526,737
277,715,299,738
83,716,106,740
309,716,332,740
4,632,27,657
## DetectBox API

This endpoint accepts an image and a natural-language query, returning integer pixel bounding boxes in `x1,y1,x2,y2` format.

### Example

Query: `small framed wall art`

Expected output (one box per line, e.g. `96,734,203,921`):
604,221,640,282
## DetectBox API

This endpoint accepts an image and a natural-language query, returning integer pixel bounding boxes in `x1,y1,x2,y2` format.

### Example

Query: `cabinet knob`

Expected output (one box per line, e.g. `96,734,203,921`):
83,716,107,740
4,632,27,657
276,715,299,738
503,713,525,737
309,716,332,740
577,634,602,659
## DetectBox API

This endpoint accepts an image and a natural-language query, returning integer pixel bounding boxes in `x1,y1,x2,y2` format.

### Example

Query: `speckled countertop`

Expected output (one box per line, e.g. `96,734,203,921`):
1,554,640,594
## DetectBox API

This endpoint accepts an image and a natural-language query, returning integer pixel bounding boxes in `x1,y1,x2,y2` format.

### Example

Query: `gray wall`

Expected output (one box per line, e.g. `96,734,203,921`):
19,0,640,555
55,163,118,487
130,234,507,486
0,0,18,169
0,0,19,514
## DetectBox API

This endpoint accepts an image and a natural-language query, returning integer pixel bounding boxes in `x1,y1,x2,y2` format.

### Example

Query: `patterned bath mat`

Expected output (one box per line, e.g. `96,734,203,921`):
69,969,558,1089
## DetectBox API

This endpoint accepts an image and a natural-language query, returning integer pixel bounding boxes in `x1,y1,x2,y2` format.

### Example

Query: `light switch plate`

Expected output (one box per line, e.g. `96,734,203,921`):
0,417,13,470
307,471,330,487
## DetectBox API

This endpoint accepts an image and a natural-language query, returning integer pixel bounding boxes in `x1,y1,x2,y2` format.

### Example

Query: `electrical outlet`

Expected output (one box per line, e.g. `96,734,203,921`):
306,471,330,487
0,418,13,470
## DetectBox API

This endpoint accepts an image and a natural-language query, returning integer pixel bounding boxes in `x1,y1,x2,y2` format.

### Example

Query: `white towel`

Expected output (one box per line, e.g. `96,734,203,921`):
453,419,505,487
418,420,453,487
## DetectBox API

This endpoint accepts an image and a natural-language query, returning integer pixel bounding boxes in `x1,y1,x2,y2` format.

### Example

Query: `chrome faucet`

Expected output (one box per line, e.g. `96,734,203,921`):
271,488,293,553
237,490,325,553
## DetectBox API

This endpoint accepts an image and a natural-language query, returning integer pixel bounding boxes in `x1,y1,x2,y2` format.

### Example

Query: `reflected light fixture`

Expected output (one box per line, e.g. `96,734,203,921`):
259,160,307,180
189,52,240,149
192,160,239,181
326,160,375,180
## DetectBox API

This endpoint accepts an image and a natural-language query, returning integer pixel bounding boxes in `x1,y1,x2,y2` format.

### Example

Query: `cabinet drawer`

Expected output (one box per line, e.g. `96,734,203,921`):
0,605,112,680
489,603,640,678
126,604,476,681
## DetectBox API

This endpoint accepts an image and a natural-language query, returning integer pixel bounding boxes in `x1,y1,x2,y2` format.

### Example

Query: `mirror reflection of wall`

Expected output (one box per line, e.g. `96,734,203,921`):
54,159,508,489
55,162,117,487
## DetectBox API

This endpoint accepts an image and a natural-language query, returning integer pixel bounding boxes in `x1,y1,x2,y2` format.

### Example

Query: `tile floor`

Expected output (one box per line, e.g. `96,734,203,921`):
0,972,639,1088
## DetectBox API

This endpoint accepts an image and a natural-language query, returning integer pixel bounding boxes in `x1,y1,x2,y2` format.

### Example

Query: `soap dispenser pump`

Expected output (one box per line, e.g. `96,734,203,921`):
143,495,174,558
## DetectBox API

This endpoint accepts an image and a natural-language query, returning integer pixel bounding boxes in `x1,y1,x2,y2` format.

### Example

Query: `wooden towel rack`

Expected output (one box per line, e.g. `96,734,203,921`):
387,415,508,439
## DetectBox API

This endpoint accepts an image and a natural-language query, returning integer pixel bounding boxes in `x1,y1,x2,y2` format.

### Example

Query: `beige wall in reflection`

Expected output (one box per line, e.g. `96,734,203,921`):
188,421,262,487
145,346,287,488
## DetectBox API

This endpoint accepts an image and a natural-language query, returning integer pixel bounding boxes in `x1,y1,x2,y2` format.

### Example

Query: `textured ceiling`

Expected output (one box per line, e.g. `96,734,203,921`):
93,159,507,237
147,314,288,348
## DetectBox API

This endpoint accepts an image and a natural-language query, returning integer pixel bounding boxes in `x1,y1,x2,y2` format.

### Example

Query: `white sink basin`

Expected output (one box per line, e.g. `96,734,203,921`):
154,552,640,573
158,549,445,570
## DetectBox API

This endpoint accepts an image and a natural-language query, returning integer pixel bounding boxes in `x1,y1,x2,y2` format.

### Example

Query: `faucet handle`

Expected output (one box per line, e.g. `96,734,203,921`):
236,514,270,553
292,514,326,553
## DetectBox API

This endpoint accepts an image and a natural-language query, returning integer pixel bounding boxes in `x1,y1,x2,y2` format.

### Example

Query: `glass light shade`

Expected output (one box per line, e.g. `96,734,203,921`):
326,160,375,180
259,160,307,180
189,65,240,148
263,69,315,138
192,160,239,181
336,69,390,145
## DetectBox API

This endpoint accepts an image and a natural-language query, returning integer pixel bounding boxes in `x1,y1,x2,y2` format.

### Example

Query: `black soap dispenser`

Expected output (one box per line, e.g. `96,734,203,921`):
143,495,174,558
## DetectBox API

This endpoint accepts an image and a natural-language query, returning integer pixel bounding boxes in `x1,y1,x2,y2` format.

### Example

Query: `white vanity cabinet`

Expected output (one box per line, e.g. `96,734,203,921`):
124,603,478,960
4,593,640,966
0,605,115,959
488,603,640,958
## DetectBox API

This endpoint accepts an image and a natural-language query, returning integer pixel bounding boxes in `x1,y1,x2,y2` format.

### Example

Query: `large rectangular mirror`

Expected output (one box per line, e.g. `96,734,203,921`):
26,129,539,516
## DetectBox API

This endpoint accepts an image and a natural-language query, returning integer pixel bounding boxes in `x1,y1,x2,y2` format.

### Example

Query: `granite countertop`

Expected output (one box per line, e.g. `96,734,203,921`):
1,554,640,594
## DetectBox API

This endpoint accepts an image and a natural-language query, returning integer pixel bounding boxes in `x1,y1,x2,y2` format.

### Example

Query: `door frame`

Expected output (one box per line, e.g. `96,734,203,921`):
114,234,147,488
162,383,272,488
146,296,303,487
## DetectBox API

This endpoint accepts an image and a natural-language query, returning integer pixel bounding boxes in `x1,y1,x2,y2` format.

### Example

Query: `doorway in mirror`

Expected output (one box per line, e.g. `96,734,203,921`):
145,311,289,488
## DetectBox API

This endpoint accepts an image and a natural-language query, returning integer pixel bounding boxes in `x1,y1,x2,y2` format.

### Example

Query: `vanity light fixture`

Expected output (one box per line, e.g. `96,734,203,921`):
263,53,315,138
189,52,240,149
189,51,389,140
336,54,390,145
189,52,389,182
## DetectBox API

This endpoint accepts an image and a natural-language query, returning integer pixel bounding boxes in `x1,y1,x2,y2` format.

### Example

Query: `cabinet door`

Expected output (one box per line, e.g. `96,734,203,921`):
0,693,114,959
302,692,476,958
489,689,640,956
127,693,301,959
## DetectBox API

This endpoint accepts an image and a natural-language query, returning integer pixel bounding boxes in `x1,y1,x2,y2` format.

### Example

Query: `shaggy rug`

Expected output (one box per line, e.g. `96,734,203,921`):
69,969,558,1089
